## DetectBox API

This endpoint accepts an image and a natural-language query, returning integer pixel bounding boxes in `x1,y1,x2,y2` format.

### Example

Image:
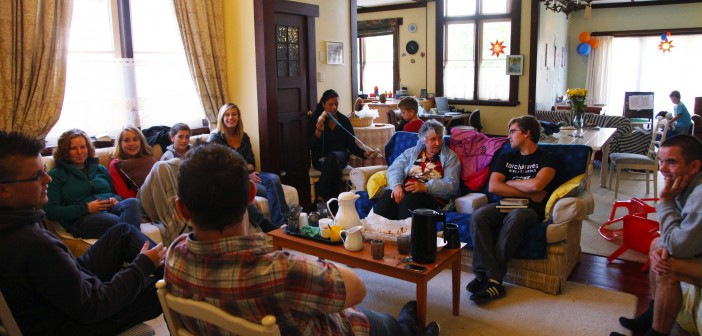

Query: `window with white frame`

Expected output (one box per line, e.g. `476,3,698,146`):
357,34,394,95
608,34,702,115
48,0,203,141
440,0,517,104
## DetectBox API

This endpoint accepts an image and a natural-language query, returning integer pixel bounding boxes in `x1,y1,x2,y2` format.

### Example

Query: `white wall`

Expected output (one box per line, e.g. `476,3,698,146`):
534,7,569,111
566,2,702,89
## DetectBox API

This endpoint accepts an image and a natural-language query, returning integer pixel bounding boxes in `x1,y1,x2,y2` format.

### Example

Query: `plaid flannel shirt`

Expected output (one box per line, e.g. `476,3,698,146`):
165,232,370,335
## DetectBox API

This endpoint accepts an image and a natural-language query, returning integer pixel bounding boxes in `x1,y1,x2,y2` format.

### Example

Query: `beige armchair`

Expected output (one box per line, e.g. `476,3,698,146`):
348,142,595,295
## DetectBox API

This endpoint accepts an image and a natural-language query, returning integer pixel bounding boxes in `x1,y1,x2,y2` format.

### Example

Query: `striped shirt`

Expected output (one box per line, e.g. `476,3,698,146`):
165,232,370,335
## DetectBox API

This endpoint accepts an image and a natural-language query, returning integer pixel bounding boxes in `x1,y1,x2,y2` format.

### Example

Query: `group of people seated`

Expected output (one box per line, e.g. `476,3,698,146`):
1,88,700,335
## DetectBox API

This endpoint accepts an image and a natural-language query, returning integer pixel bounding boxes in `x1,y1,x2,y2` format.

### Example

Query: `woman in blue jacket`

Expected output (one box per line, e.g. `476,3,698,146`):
45,129,142,239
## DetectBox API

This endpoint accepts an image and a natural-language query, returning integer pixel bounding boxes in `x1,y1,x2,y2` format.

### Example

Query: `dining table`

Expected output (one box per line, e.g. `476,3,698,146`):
350,123,395,167
539,127,617,189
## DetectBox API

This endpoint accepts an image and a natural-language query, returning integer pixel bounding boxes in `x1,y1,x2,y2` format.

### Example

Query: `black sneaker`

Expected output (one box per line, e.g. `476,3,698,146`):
470,279,505,303
423,321,440,336
397,301,417,325
466,277,486,294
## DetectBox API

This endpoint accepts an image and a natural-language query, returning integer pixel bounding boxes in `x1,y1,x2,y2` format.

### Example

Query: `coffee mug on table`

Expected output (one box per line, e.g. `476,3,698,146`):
371,239,385,260
397,234,411,255
329,225,343,242
444,223,460,249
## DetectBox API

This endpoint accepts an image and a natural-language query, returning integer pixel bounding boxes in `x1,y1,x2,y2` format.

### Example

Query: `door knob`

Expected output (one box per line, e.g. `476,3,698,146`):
307,110,312,116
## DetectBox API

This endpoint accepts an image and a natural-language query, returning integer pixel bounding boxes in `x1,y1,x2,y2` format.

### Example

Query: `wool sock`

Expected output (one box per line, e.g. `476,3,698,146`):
645,328,668,336
619,300,654,332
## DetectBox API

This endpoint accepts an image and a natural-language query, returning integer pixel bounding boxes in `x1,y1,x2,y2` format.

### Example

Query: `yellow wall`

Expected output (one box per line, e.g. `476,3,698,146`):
360,3,533,136
566,2,702,89
223,0,353,166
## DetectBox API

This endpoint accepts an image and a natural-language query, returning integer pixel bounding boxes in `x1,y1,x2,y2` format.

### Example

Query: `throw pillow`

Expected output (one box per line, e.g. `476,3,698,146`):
115,157,158,191
544,174,585,221
366,171,388,199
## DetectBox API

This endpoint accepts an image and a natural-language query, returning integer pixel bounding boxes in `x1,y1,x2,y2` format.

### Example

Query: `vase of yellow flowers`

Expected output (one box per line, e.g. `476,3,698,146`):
566,88,588,129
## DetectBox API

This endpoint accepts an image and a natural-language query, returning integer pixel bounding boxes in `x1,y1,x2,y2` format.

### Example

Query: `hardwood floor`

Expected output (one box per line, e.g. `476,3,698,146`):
568,253,691,336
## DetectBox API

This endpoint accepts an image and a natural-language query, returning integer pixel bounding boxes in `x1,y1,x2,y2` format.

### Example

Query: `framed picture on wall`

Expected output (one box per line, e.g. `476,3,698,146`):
326,41,343,65
420,89,427,99
506,55,523,76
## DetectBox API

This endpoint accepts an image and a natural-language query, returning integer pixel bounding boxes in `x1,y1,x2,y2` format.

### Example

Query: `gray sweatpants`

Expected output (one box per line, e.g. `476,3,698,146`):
470,203,539,281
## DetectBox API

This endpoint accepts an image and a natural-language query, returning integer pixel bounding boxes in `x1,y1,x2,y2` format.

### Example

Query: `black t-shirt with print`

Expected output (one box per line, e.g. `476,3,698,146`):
491,147,558,218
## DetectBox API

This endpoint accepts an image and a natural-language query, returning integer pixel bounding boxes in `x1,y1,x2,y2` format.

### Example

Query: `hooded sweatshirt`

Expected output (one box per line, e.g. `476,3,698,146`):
0,207,156,335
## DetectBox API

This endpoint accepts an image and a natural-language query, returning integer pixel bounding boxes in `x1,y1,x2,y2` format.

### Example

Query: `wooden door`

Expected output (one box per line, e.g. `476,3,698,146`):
255,0,319,209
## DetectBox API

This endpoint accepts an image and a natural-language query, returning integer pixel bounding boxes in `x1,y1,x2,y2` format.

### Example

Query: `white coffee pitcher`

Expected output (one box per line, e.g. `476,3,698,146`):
340,225,364,252
327,191,361,230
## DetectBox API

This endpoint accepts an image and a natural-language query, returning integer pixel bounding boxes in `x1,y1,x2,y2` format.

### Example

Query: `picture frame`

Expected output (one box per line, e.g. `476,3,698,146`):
420,89,427,99
506,55,523,76
326,41,343,65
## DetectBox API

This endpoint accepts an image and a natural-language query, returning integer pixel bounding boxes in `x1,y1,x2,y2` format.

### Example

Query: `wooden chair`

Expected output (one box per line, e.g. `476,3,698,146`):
0,289,21,336
608,118,670,199
156,280,281,336
309,165,352,203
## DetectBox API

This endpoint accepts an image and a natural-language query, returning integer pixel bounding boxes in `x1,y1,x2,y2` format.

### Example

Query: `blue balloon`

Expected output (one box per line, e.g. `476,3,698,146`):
577,42,591,56
661,33,668,41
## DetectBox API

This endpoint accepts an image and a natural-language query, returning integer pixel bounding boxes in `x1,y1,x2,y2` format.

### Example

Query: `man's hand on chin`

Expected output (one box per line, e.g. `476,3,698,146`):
660,174,693,201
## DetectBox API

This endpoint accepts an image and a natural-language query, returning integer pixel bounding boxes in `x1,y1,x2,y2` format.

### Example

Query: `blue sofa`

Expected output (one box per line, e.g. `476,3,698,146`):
349,131,594,294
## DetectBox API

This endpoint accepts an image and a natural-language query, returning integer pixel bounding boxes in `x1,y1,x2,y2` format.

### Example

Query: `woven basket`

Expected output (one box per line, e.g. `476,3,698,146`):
350,117,373,127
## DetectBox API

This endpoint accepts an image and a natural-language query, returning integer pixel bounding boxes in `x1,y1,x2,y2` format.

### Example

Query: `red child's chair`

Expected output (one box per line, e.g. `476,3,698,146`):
599,198,660,271
599,197,658,240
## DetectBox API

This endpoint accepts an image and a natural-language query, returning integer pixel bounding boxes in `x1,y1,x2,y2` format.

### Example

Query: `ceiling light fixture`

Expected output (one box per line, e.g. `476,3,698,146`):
544,0,592,21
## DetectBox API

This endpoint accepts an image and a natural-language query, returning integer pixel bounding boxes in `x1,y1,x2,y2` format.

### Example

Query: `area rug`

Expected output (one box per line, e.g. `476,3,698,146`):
145,268,637,336
357,268,637,336
579,167,662,264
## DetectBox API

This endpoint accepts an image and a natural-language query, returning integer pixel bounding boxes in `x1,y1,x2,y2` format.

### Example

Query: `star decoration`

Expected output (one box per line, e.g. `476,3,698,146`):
490,40,506,57
658,39,674,53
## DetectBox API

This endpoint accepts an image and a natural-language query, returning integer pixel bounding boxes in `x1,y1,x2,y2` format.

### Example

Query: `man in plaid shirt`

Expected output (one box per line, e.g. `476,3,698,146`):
165,144,440,336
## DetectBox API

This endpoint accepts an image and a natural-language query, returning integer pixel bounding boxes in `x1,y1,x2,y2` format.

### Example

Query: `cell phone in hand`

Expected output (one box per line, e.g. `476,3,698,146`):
404,264,427,272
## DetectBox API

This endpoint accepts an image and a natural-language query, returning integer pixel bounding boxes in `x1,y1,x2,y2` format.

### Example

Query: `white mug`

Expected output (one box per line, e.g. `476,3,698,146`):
319,218,334,228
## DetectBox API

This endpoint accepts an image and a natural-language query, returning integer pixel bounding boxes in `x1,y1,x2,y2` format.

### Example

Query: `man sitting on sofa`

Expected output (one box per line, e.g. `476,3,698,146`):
0,131,165,335
165,143,440,335
467,115,558,303
614,135,702,336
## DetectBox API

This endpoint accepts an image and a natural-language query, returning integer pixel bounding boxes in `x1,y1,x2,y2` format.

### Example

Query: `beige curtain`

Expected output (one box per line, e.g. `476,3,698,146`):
172,0,228,129
0,0,73,138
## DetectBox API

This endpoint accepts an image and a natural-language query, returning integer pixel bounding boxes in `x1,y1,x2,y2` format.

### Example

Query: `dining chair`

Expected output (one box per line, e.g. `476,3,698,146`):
308,152,352,203
156,280,281,336
608,118,670,199
0,289,21,336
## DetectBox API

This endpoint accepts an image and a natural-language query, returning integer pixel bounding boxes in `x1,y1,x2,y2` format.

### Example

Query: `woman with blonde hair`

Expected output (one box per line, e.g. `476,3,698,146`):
45,129,142,238
109,126,157,199
208,103,289,229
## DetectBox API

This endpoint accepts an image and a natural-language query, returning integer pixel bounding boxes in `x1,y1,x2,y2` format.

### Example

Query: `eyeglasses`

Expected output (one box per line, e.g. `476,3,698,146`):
508,129,522,135
0,166,48,184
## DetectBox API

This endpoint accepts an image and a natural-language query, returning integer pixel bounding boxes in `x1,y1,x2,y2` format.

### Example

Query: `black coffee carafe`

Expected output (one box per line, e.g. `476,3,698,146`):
410,208,446,264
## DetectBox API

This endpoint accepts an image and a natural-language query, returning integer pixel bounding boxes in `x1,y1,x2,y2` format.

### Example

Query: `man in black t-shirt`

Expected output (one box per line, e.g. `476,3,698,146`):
467,115,558,303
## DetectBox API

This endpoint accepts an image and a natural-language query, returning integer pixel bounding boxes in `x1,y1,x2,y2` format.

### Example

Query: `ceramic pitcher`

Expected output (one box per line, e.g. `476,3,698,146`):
340,225,364,252
327,191,361,230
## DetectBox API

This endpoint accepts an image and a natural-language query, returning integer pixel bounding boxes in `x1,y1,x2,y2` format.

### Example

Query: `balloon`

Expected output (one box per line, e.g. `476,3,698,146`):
588,38,599,49
661,33,668,41
577,42,592,56
579,32,591,43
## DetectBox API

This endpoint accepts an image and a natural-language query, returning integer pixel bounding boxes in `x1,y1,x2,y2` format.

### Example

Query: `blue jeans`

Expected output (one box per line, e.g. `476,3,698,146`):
61,224,162,335
255,172,289,226
69,198,142,239
358,307,416,336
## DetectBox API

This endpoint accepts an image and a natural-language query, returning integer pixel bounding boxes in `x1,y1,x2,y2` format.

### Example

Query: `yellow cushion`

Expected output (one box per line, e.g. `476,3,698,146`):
367,171,388,199
544,174,585,221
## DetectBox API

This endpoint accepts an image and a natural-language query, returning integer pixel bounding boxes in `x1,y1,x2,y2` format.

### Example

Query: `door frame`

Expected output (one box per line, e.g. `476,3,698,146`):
254,0,319,174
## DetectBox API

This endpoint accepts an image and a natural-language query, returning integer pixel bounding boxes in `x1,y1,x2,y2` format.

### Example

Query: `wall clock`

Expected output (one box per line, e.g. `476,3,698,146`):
408,23,417,33
406,40,419,55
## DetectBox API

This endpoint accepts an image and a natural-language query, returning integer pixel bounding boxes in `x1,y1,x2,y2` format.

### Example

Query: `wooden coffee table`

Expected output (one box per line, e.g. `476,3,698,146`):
268,228,465,327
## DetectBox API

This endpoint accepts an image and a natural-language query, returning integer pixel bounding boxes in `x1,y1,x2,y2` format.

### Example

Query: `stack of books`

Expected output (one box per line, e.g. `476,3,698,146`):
495,198,529,213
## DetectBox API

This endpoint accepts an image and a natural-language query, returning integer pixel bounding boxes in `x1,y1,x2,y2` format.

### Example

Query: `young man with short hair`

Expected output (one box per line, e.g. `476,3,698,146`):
614,135,702,336
0,131,165,335
166,143,440,335
468,115,558,303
